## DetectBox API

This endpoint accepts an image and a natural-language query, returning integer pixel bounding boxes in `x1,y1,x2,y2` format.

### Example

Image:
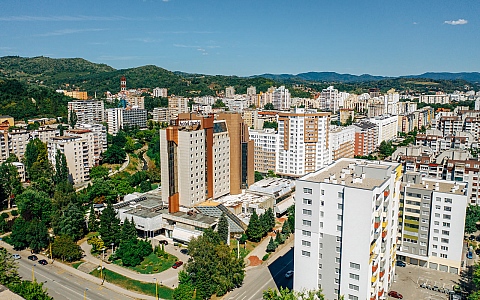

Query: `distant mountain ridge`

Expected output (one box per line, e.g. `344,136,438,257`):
255,71,480,83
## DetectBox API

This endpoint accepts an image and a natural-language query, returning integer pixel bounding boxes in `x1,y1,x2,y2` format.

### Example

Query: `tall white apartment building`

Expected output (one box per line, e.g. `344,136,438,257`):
420,94,450,104
106,108,147,135
153,87,168,98
68,124,107,166
272,86,291,110
368,115,398,145
68,99,105,125
0,132,8,162
276,108,331,177
329,125,355,161
225,86,235,98
160,118,231,209
168,97,190,119
398,173,467,274
247,86,256,96
294,158,402,300
126,96,145,109
249,128,277,174
152,108,170,123
318,86,345,113
383,91,400,115
5,128,58,160
48,136,92,184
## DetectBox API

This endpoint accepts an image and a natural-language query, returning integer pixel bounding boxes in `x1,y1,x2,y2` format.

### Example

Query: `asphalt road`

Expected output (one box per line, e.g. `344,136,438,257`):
227,247,294,300
16,257,133,300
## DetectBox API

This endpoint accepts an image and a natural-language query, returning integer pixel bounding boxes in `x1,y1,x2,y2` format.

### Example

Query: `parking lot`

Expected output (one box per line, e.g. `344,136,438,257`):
390,264,463,299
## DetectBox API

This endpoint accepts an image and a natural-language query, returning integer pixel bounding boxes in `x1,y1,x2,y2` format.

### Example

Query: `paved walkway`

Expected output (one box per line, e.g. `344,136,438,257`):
0,239,156,300
80,238,189,288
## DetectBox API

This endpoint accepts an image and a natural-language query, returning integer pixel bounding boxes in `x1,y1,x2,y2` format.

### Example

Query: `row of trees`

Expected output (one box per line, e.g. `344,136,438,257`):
246,208,276,242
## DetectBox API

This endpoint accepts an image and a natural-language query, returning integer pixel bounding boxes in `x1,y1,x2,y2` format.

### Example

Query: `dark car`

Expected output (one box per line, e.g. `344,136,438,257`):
159,240,168,245
396,261,406,267
27,255,38,261
180,249,188,255
172,261,183,269
38,259,48,265
470,235,476,241
476,249,480,256
388,291,403,299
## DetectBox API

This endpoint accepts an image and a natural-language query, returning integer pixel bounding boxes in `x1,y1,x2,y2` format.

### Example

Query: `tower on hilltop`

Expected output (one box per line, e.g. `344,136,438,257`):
120,76,126,92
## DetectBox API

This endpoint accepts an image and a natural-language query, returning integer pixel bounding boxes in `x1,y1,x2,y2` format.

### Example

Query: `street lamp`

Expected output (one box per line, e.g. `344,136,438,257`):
32,264,36,282
111,243,115,255
153,278,158,300
84,288,88,300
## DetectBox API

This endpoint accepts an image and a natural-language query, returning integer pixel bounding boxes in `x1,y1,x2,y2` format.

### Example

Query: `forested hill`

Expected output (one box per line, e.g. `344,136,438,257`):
0,79,70,120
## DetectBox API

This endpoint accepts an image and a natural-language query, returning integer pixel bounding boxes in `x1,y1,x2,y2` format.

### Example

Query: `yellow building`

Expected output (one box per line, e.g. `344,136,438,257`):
64,91,88,100
0,115,14,127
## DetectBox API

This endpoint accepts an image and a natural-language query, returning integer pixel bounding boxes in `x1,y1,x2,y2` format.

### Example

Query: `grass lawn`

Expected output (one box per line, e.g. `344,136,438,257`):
113,252,177,274
90,268,173,299
71,261,83,269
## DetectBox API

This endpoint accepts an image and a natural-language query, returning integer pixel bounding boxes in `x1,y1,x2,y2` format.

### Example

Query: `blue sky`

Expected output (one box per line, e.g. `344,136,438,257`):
0,0,478,76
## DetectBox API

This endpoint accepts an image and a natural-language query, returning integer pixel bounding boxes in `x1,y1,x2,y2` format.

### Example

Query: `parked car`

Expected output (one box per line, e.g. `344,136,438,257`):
180,249,188,255
470,235,476,241
172,261,183,269
159,240,168,245
467,251,473,259
38,259,48,265
475,249,480,256
27,255,38,261
12,254,21,260
285,270,294,278
396,261,406,267
388,291,403,299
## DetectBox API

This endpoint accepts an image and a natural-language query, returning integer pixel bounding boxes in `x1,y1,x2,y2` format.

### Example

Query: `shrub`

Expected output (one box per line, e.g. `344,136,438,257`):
1,212,8,219
262,253,270,261
11,210,18,216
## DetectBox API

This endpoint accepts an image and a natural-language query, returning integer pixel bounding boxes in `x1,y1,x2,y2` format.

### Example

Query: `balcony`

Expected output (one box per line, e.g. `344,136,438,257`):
382,230,387,239
371,275,378,283
382,221,388,228
384,190,390,198
372,263,378,273
378,289,384,298
374,221,380,229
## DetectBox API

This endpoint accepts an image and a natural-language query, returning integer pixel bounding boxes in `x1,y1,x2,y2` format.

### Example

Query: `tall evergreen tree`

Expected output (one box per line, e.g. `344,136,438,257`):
87,205,98,232
0,162,24,208
246,210,263,242
281,219,291,235
69,110,77,129
275,231,284,245
53,202,86,241
217,214,229,244
120,218,137,242
53,150,69,184
266,237,276,253
99,203,121,246
266,208,276,231
259,213,270,236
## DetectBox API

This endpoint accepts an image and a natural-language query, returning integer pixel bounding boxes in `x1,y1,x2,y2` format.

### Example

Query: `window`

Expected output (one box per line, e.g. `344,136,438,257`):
338,192,343,198
337,214,342,220
435,213,440,218
320,211,324,217
349,284,359,291
320,200,324,206
301,250,310,257
337,225,342,231
302,240,311,247
433,237,438,241
319,263,322,269
422,211,429,216
335,268,339,274
303,220,312,226
441,246,448,251
302,209,312,216
434,229,439,233
338,203,343,209
444,206,452,212
440,254,448,258
443,214,451,220
336,257,340,263
435,205,441,209
349,295,359,300
420,241,426,246
303,198,312,205
336,246,341,252
445,198,452,203
436,197,441,202
421,226,428,231
349,273,359,280
319,243,323,249
432,252,437,256
304,188,312,194
441,238,449,243
422,218,428,223
433,244,438,249
434,221,439,225
320,222,324,228
442,230,450,236
335,278,339,284
302,230,311,237
443,222,450,228
350,262,360,270
321,189,324,195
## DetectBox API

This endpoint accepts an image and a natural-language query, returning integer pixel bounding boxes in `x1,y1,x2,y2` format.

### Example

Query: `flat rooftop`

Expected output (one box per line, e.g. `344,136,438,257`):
124,207,168,219
404,175,467,195
302,159,400,190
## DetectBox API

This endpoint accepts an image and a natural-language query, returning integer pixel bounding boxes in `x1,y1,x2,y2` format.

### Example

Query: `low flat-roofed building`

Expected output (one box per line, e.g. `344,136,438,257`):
248,177,295,200
162,210,218,244
196,201,247,234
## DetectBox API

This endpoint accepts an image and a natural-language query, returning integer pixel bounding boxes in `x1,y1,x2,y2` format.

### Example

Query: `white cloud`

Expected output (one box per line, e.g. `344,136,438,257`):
444,19,468,25
413,22,418,25
36,28,107,37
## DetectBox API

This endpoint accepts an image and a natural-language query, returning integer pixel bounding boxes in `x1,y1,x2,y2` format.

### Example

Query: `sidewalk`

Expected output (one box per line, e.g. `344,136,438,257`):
0,239,156,300
80,240,184,288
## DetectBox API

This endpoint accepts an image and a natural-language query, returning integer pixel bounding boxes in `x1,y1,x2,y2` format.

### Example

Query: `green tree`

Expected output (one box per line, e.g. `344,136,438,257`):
275,232,284,245
23,139,53,183
263,287,324,300
212,99,226,109
179,229,244,298
266,237,276,253
260,213,270,236
15,189,53,223
266,208,275,231
0,248,21,286
53,202,86,241
263,103,274,110
246,210,263,242
466,205,480,234
87,205,98,232
218,214,229,244
102,145,126,164
120,218,137,242
124,136,136,153
111,131,127,148
10,217,29,250
52,181,77,210
99,203,121,246
5,154,19,163
26,219,49,252
69,110,77,129
254,171,264,182
90,165,110,180
9,280,53,300
114,239,152,267
0,162,24,208
263,121,278,130
139,180,152,193
281,219,291,235
51,235,83,262
53,150,69,184
287,205,295,234
267,170,277,178
173,271,195,300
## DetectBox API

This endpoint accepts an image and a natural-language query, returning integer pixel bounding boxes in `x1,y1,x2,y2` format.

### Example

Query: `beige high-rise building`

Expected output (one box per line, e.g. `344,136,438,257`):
68,99,105,125
329,125,355,161
66,124,107,166
5,128,58,161
48,136,93,184
249,128,277,174
126,96,145,109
